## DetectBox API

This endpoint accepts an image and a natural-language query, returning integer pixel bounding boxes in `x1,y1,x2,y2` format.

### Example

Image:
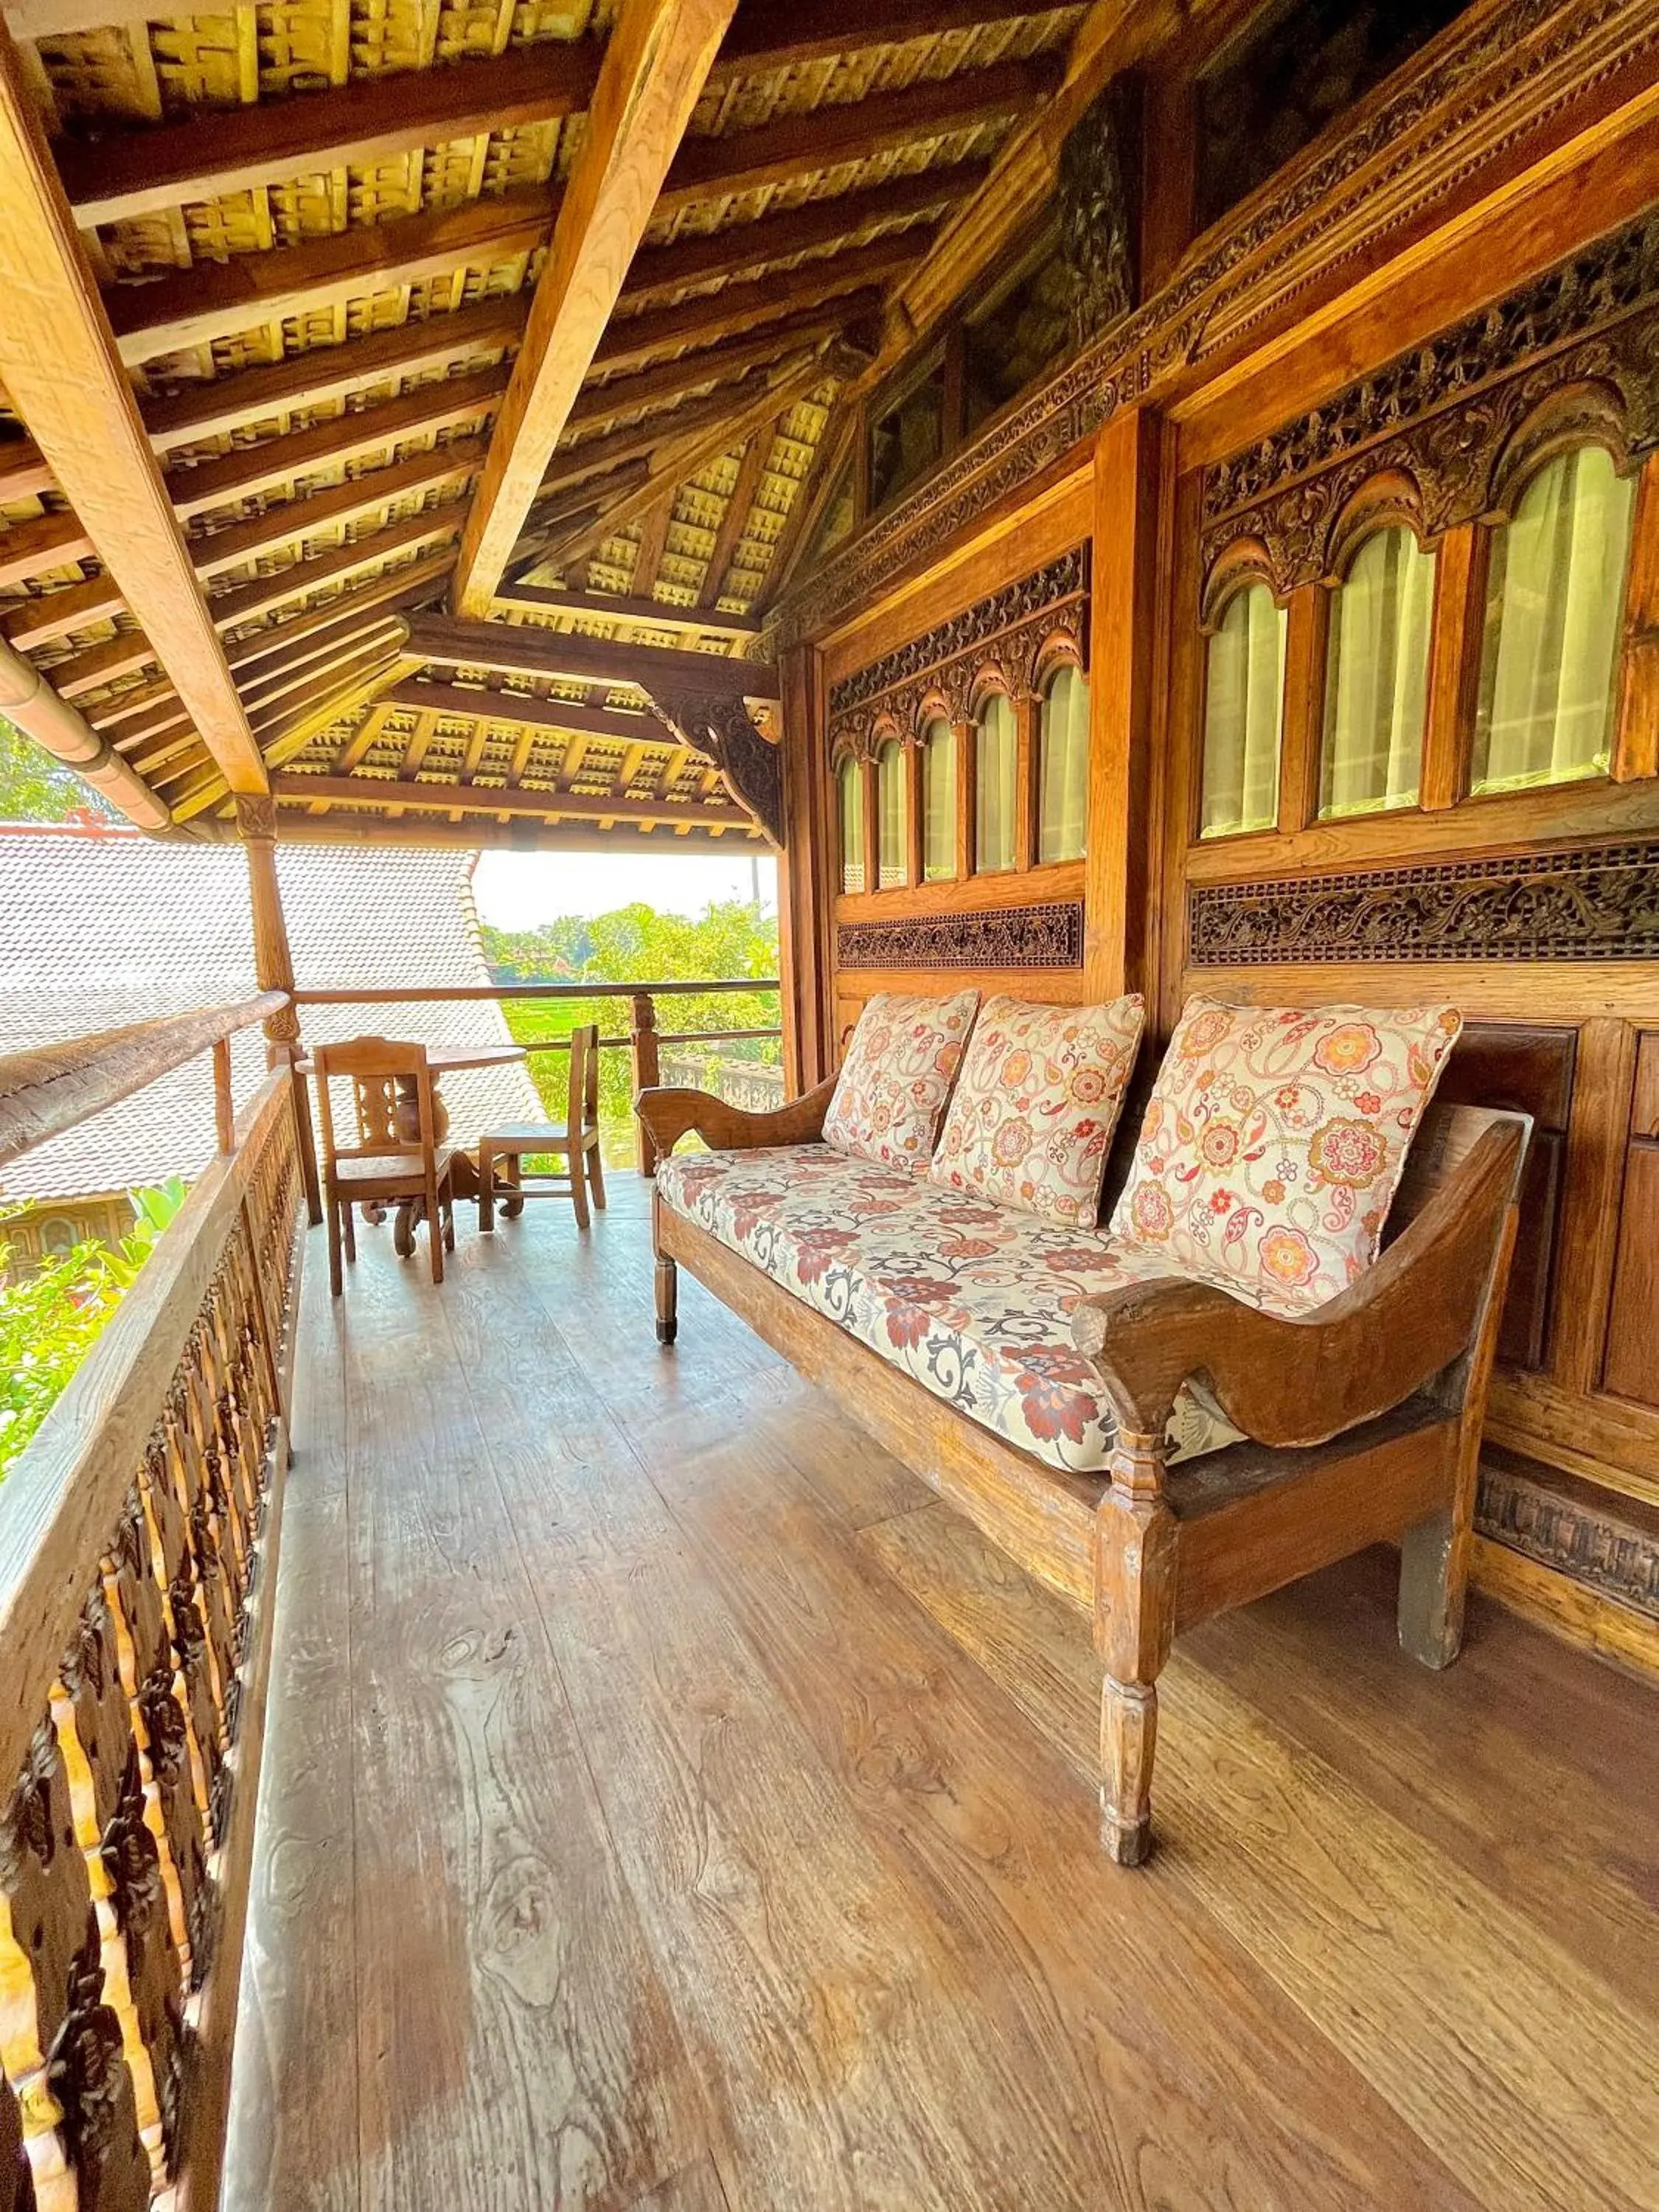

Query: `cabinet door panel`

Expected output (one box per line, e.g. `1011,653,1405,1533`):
1604,1141,1659,1408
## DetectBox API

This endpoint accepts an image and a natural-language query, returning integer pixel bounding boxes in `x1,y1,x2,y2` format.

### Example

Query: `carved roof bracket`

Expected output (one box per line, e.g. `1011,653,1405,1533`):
643,689,784,849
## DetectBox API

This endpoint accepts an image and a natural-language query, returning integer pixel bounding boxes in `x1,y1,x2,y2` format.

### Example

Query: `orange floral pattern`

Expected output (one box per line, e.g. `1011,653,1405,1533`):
655,1143,1242,1473
929,993,1146,1225
1110,996,1462,1314
823,987,980,1176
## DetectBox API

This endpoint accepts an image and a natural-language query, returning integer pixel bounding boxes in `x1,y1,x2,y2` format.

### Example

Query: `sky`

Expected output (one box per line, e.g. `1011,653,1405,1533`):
473,848,777,928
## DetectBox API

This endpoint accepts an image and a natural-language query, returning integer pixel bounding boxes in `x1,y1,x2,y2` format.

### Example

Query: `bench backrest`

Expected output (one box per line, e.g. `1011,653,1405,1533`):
1386,1100,1534,1240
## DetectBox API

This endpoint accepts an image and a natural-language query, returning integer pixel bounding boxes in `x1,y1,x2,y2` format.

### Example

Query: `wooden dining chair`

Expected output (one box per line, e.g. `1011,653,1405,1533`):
313,1035,456,1294
477,1022,607,1232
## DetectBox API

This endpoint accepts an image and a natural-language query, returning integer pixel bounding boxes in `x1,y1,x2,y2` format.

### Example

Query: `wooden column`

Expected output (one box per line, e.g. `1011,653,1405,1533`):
631,990,661,1175
235,793,321,1225
1084,404,1163,1003
778,641,836,1091
1015,688,1040,872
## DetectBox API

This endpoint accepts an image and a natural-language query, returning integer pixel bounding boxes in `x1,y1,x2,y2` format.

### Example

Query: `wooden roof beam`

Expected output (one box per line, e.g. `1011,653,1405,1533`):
223,552,455,674
595,256,895,376
168,366,507,521
108,187,555,366
452,0,741,616
567,305,848,431
384,676,667,744
60,41,602,228
716,0,1067,71
190,439,483,582
539,363,807,503
239,620,408,716
493,582,762,640
207,508,466,635
268,771,754,828
698,430,768,610
407,611,777,699
0,25,263,792
622,161,984,300
242,810,745,852
658,55,1058,212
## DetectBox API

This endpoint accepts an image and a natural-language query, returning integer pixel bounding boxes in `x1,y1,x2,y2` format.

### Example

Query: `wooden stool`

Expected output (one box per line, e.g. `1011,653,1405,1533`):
479,1022,606,1231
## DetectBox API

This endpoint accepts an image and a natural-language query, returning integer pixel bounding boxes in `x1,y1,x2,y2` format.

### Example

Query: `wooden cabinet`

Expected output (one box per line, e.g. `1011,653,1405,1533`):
1604,1034,1659,1408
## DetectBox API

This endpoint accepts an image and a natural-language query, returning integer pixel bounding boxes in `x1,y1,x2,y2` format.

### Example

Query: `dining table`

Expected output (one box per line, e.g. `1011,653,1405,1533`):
298,1040,529,1248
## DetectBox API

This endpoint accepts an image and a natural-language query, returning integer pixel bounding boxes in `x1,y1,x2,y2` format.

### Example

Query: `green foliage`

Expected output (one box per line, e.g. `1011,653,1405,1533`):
0,1180,189,1478
0,716,114,822
481,900,781,1145
0,1239,118,1472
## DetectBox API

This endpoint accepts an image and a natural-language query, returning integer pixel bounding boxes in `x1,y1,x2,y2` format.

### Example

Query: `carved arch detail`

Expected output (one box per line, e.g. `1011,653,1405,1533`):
1324,467,1432,580
1486,378,1637,515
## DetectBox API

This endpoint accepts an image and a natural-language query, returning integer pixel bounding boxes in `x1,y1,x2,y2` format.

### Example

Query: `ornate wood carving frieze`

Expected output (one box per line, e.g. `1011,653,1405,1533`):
838,901,1085,971
1188,841,1659,966
644,691,784,847
1200,207,1659,588
768,0,1659,650
1057,83,1138,349
1477,1456,1659,1618
827,546,1088,759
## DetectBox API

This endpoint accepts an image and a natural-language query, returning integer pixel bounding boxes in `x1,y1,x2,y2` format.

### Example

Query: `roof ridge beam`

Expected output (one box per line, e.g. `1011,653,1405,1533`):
268,769,753,827
386,675,668,742
408,610,777,698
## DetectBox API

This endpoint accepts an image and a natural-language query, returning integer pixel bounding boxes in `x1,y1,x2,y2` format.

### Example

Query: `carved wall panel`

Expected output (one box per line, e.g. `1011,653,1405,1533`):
1200,209,1659,589
838,901,1086,971
1476,1454,1659,1617
1187,840,1659,965
828,547,1088,761
770,0,1659,650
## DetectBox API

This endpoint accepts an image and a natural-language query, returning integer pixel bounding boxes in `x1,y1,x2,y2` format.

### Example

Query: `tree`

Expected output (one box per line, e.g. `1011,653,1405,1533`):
0,715,114,821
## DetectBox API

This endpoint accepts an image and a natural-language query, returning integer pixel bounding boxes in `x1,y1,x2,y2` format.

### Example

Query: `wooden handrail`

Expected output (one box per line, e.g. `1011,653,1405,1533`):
0,990,289,1169
0,1065,306,2212
293,977,779,1002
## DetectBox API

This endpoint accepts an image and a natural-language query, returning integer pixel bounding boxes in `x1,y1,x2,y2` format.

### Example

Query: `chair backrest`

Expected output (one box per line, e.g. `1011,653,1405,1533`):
566,1022,600,1138
314,1034,439,1170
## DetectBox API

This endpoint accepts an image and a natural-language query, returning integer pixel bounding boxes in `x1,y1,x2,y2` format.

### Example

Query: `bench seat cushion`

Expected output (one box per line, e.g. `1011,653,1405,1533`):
655,1144,1243,1475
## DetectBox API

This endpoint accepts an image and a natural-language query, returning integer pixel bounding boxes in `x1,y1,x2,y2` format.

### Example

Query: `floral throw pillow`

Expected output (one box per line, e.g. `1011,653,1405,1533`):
1110,996,1464,1315
823,988,981,1177
928,993,1146,1225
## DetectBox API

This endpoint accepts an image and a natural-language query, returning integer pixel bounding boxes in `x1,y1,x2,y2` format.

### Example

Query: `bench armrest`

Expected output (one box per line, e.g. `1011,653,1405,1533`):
636,1074,838,1159
1071,1117,1526,1456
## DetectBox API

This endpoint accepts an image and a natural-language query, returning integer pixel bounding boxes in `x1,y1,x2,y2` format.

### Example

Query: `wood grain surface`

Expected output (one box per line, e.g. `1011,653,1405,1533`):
223,1181,1659,2211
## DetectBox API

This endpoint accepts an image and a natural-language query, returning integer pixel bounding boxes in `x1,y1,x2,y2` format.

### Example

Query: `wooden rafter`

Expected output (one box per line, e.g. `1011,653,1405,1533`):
594,252,898,375
0,24,263,793
658,57,1058,212
566,307,847,433
383,677,668,745
698,431,769,610
225,555,456,675
493,582,762,640
59,42,604,227
206,510,466,635
268,772,754,829
190,441,483,580
451,0,740,615
407,611,778,698
717,0,1066,69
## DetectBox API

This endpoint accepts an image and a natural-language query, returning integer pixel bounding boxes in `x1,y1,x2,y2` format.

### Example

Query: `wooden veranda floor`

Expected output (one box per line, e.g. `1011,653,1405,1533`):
223,1178,1659,2212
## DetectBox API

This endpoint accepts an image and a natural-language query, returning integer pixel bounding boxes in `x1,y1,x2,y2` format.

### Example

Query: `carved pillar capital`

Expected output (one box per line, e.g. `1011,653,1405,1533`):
232,792,278,844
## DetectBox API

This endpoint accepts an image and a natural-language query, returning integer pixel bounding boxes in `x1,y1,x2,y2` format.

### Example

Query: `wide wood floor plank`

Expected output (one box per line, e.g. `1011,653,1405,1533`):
333,1242,708,2211
865,1498,1659,2212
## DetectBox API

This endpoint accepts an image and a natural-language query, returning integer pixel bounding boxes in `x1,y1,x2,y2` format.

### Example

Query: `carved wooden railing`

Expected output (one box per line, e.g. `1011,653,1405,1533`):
0,1004,305,2212
293,978,782,1175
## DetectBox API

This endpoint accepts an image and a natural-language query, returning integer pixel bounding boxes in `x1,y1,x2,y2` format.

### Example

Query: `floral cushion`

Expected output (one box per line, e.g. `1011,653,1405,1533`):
655,1144,1243,1475
929,992,1146,1225
1110,996,1463,1315
823,988,980,1177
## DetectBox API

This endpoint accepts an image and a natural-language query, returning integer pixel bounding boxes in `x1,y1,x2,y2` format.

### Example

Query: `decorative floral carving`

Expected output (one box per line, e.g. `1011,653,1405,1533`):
838,902,1086,972
769,0,1659,648
828,549,1088,757
643,690,783,847
1477,1458,1659,1616
1199,213,1659,586
1057,83,1138,348
1188,841,1659,965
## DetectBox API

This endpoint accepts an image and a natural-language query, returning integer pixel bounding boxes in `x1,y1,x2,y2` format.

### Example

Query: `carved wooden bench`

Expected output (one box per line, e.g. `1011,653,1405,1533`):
636,1079,1528,1864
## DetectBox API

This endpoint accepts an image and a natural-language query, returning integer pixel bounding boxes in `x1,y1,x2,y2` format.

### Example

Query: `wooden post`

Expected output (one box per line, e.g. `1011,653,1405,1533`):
213,1035,234,1154
631,990,661,1176
235,793,321,1225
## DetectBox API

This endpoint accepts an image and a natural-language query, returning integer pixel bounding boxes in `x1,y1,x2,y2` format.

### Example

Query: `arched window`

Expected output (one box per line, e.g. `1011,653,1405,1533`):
1319,526,1436,818
876,739,907,888
922,718,956,881
1038,662,1089,861
837,755,866,894
1473,445,1635,793
1200,580,1284,837
975,692,1018,873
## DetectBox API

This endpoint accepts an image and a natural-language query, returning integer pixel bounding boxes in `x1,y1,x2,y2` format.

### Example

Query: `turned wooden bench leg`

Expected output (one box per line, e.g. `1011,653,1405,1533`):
1095,1434,1178,1866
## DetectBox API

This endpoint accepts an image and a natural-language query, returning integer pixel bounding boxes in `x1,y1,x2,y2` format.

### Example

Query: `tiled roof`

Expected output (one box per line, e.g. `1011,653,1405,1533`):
0,822,541,1203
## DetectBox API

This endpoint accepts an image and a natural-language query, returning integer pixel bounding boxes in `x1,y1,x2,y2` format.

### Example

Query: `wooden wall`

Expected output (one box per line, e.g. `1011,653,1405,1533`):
772,0,1659,1677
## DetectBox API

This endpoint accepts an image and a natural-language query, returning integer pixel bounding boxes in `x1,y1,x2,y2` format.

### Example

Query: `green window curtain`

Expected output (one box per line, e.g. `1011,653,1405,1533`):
1473,447,1635,793
1201,582,1285,837
1038,664,1090,861
975,693,1018,872
838,757,865,893
1319,526,1436,818
877,740,907,887
922,720,956,880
